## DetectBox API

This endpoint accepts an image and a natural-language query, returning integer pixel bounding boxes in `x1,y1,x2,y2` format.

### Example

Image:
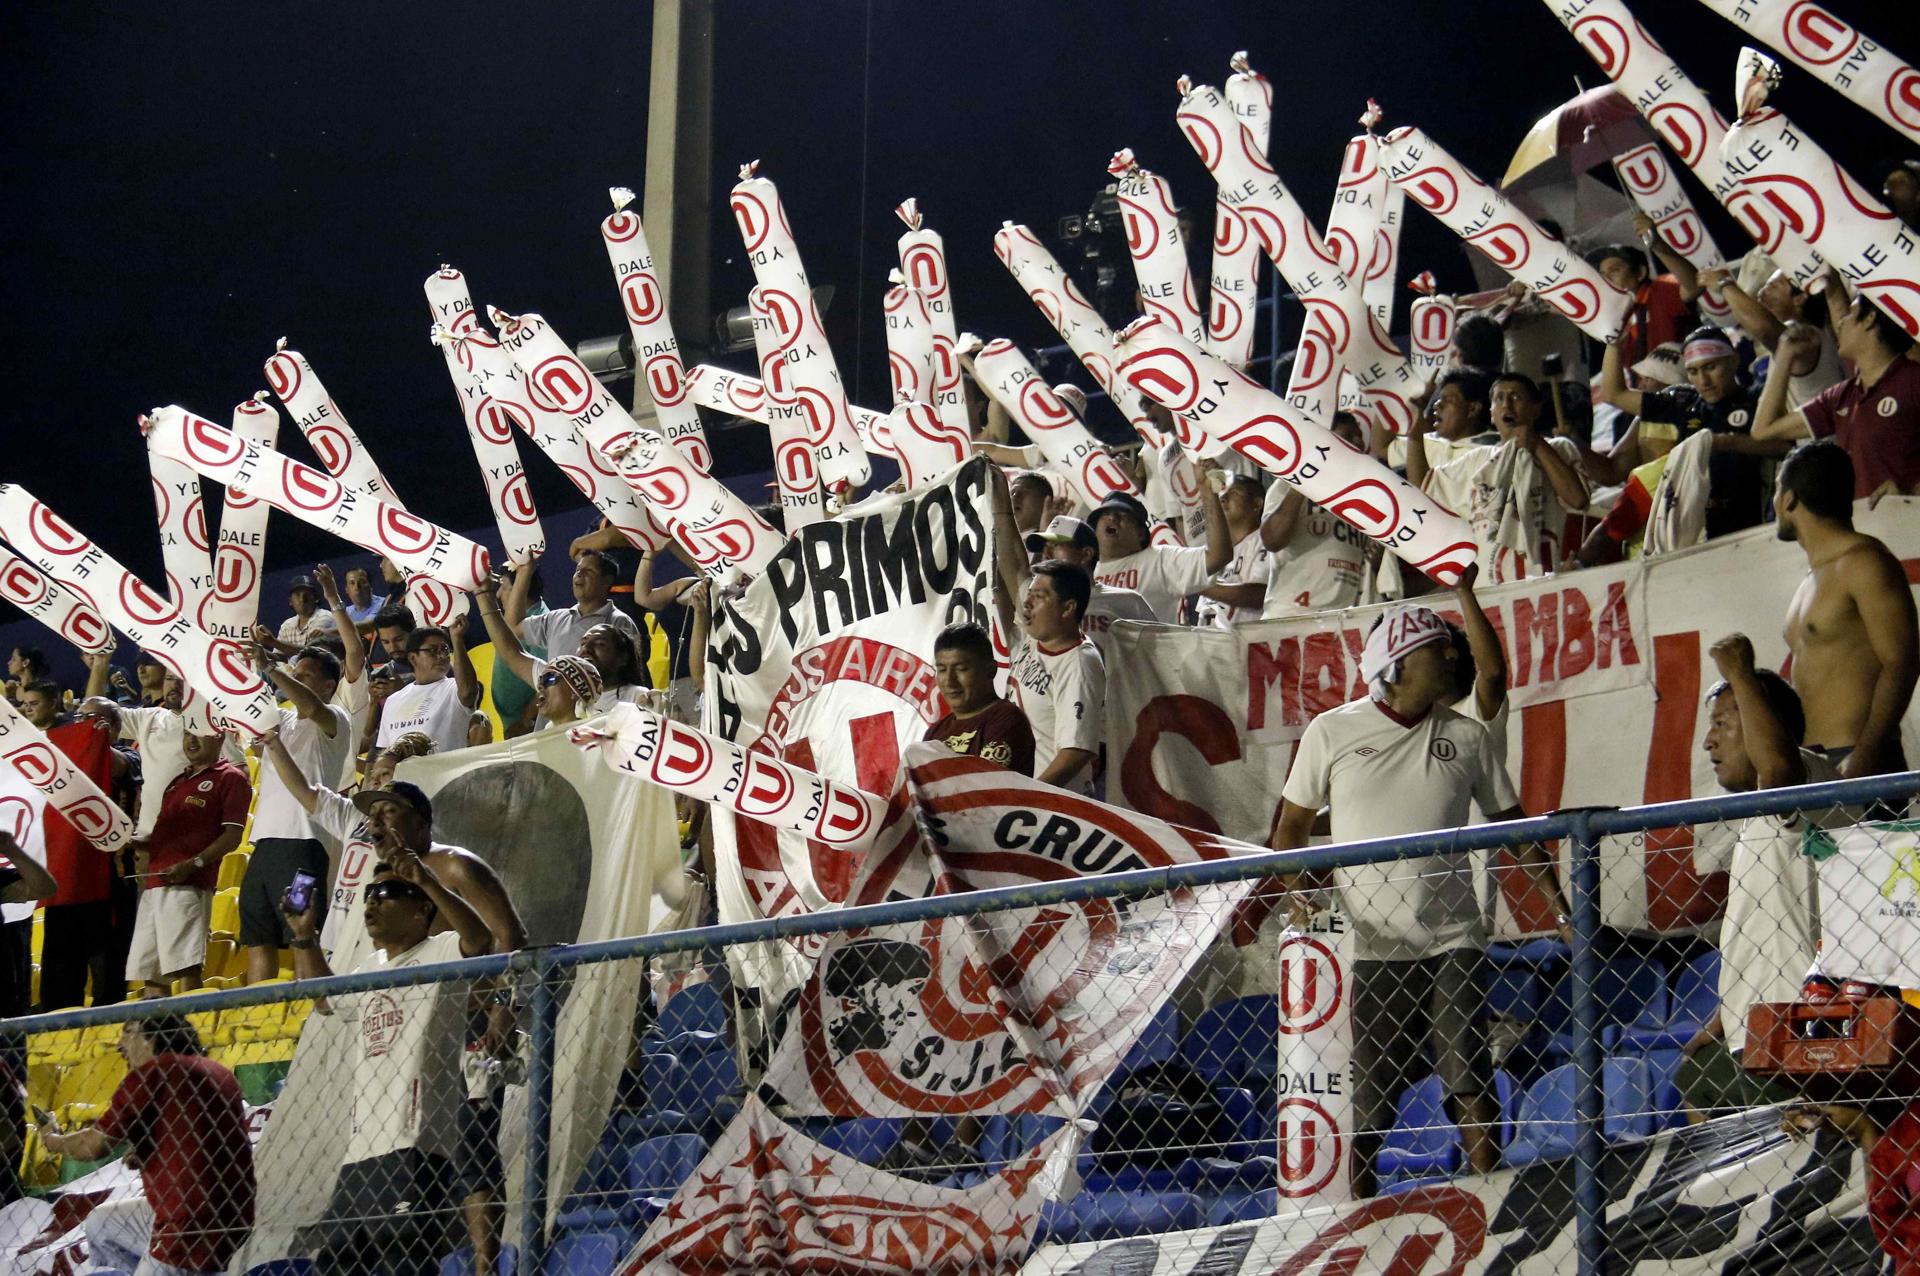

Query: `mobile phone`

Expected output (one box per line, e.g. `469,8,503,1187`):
1540,352,1565,379
286,869,319,914
30,1104,58,1132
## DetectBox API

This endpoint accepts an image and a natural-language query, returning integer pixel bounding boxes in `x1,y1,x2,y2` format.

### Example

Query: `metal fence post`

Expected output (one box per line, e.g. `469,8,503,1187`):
1568,808,1606,1276
520,947,560,1275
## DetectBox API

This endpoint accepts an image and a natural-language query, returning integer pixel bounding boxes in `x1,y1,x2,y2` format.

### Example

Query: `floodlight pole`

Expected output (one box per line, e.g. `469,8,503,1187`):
640,0,714,415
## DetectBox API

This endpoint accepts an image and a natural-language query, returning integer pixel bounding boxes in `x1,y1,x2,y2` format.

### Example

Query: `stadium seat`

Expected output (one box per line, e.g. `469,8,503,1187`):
1375,1070,1521,1185
1218,1087,1270,1160
217,852,251,892
1485,965,1545,1022
1537,959,1668,1060
203,939,235,980
654,983,727,1041
542,1231,627,1276
51,1054,125,1116
556,1137,639,1232
209,891,241,941
1641,1047,1687,1128
977,1114,1066,1174
1205,1186,1277,1225
639,1037,740,1133
1611,951,1720,1053
817,1118,903,1166
1504,1058,1656,1167
1042,1189,1206,1243
246,1259,316,1276
1120,1001,1180,1076
436,1243,516,1276
1178,995,1278,1086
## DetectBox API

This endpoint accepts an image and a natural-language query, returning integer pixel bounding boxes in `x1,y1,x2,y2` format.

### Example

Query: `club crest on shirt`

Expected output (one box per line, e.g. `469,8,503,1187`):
1430,737,1457,762
980,741,1012,765
1880,397,1899,418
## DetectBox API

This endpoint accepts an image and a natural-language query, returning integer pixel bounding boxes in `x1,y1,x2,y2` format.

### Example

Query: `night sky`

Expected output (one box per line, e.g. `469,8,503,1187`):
1,0,1911,652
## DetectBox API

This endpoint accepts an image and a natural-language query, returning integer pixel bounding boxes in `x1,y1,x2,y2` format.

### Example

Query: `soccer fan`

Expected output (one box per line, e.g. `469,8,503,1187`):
1267,604,1570,1196
1754,276,1920,500
499,548,643,662
1697,265,1844,404
263,575,338,653
4,646,49,702
1263,413,1369,618
533,655,604,728
923,622,1035,775
471,577,652,718
46,1015,255,1276
128,729,247,997
1407,372,1590,583
1196,475,1268,627
1000,562,1105,793
19,680,122,1009
1086,484,1229,623
371,601,418,665
0,831,59,1015
1449,312,1505,380
340,565,386,625
1678,633,1835,1116
1016,517,1154,646
375,624,480,758
1589,239,1696,375
127,651,170,707
1773,441,1918,777
288,849,518,1276
312,564,374,782
239,643,351,984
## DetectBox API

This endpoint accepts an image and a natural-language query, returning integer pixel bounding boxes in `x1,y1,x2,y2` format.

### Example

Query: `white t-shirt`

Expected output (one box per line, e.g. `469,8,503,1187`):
1719,749,1840,1054
346,930,469,1164
251,705,353,842
276,609,339,648
1198,530,1269,628
376,676,470,755
1423,437,1584,584
1082,584,1155,655
1092,545,1211,623
118,707,188,840
1007,635,1105,793
310,787,380,969
331,672,371,786
1384,431,1498,471
1259,485,1367,620
1282,697,1518,962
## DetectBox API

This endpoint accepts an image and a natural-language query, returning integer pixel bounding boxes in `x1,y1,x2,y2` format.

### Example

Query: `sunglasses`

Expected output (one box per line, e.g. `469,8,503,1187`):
364,880,428,905
538,671,563,688
413,643,452,657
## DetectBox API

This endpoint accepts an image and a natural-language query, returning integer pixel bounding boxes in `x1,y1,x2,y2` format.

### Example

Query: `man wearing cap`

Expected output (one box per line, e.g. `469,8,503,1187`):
1016,514,1153,649
1267,603,1570,1196
1263,414,1370,618
266,575,338,654
1085,480,1230,624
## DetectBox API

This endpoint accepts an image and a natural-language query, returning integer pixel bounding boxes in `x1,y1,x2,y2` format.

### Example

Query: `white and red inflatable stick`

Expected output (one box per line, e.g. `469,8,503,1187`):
144,435,216,636
1611,142,1738,326
0,699,134,854
422,269,546,568
747,288,827,529
1407,287,1457,380
1110,149,1205,343
1328,128,1405,335
895,198,970,438
684,364,896,461
1114,314,1479,585
728,162,870,491
1378,125,1634,343
1207,52,1272,368
1720,106,1920,339
1175,79,1423,434
263,343,401,502
450,307,669,556
606,436,782,585
200,396,279,641
1540,0,1826,288
971,340,1142,510
1694,0,1920,146
143,408,492,594
576,702,886,854
883,272,936,407
881,402,971,490
599,189,713,473
0,484,278,736
0,547,114,654
989,222,1197,453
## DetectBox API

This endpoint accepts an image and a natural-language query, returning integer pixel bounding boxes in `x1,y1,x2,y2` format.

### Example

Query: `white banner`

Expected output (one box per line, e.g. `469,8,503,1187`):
599,199,714,472
201,396,280,641
1695,0,1920,146
422,268,547,567
0,485,277,737
1105,506,1920,937
0,699,132,854
704,460,997,1000
0,547,114,654
763,746,1249,1119
1813,819,1920,989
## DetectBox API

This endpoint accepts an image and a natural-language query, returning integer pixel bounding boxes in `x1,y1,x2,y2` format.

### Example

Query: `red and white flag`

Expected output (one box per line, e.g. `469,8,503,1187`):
620,1095,1069,1275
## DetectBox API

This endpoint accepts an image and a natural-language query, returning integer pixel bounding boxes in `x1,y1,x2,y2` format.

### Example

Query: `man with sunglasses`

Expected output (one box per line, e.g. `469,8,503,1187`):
285,843,515,1276
374,624,479,758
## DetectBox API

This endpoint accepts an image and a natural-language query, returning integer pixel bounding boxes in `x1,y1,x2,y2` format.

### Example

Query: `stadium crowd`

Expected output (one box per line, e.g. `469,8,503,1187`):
2,180,1918,1276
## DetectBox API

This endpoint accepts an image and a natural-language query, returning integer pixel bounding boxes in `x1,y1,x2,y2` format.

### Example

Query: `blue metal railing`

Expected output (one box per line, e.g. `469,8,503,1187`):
6,769,1916,1274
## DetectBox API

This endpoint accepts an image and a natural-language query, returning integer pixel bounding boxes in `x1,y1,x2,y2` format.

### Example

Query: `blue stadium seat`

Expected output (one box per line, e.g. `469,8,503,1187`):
817,1118,903,1165
639,1038,741,1132
1206,1187,1278,1225
656,982,727,1039
1485,965,1545,1022
1486,938,1571,965
437,1244,517,1276
1375,1075,1457,1184
1639,1047,1687,1128
542,1231,629,1276
556,1134,639,1232
1121,1001,1180,1074
1178,996,1279,1086
246,1263,314,1276
1537,960,1668,1060
1042,1189,1206,1243
977,1113,1066,1172
1504,1058,1656,1167
630,1134,709,1226
1611,951,1720,1053
1218,1087,1269,1160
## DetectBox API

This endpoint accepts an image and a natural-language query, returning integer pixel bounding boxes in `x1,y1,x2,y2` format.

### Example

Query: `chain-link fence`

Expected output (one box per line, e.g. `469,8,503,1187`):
2,770,1915,1276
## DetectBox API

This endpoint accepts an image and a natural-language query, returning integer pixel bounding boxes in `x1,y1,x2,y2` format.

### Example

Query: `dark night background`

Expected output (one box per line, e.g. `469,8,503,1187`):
1,0,1911,674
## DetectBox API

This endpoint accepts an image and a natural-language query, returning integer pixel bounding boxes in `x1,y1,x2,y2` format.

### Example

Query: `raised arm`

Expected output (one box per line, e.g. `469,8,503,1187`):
1404,409,1436,491
1260,485,1306,553
421,851,526,955
392,851,496,958
632,546,701,611
1709,634,1805,789
470,578,536,686
685,581,711,684
1453,563,1507,719
988,464,1032,607
449,610,480,712
1597,339,1644,420
261,731,321,815
249,643,336,736
1837,547,1920,779
315,563,364,683
1633,214,1699,299
501,551,542,629
1753,327,1817,442
1197,466,1232,573
81,649,112,701
1697,266,1784,350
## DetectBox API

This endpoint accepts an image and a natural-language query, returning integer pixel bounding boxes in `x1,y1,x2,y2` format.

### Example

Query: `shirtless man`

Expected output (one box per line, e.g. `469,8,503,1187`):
1775,440,1918,777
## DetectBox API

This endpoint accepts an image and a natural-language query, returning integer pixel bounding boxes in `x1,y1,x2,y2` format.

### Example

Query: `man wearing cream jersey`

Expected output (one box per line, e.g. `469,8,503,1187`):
999,561,1105,794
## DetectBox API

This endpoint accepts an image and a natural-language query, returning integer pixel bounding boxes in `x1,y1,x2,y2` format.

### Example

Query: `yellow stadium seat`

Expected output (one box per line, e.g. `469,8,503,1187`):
217,1001,286,1046
29,1028,84,1067
30,913,42,964
217,853,250,892
209,891,240,940
50,1054,125,1113
203,938,234,977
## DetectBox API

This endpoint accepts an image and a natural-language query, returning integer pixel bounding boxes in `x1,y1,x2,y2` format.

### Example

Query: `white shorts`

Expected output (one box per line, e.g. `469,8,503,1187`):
126,886,212,982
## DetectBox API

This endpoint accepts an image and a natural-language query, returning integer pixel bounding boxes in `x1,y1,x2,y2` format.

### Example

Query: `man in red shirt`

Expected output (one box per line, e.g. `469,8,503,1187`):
922,623,1035,776
128,731,248,997
1588,241,1696,378
43,1014,255,1276
1754,275,1919,499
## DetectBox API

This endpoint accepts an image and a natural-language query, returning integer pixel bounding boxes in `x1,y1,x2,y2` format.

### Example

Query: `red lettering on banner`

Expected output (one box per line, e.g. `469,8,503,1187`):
1511,593,1556,687
1559,588,1595,680
1120,694,1240,833
1301,632,1348,718
1247,638,1293,732
1642,632,1725,930
1597,580,1640,669
1498,701,1567,935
